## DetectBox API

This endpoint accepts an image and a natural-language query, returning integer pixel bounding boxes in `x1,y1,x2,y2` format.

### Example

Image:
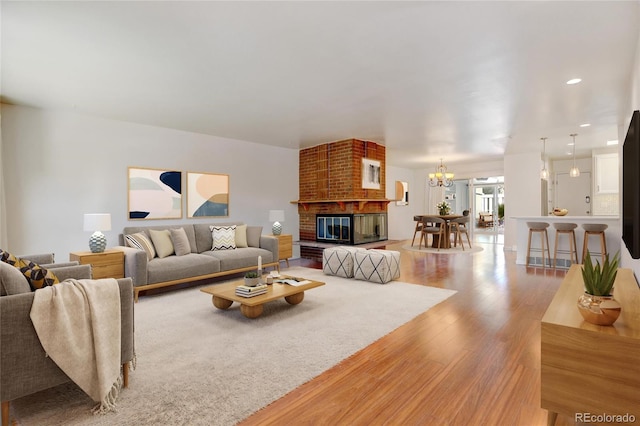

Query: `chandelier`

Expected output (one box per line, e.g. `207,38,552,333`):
428,158,454,187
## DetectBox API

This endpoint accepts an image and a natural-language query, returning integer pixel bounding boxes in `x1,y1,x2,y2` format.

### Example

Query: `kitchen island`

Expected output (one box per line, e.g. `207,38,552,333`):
512,216,620,267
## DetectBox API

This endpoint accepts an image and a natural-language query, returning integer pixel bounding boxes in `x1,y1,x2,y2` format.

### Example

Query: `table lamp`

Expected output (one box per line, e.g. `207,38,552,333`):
269,210,285,235
83,213,111,253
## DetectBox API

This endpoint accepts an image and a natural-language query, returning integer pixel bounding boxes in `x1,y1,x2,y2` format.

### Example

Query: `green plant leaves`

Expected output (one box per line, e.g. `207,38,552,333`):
581,250,620,296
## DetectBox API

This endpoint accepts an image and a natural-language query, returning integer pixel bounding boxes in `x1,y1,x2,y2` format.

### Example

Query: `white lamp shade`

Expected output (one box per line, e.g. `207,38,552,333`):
268,210,285,222
83,213,112,232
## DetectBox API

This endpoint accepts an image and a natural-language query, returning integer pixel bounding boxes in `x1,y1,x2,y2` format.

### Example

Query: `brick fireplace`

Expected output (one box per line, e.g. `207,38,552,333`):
294,139,390,260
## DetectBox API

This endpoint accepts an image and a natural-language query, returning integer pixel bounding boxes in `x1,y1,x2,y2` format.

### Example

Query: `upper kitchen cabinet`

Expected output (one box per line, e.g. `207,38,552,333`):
594,152,619,194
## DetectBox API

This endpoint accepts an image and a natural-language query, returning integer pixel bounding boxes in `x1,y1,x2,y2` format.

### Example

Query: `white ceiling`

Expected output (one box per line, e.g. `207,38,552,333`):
2,1,639,169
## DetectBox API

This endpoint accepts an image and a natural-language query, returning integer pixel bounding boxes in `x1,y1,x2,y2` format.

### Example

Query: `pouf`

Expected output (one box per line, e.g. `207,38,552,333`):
354,250,399,284
369,249,401,280
322,246,365,278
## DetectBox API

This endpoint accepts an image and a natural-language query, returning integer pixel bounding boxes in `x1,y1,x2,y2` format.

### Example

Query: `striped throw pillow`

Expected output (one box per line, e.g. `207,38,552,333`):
125,232,156,261
210,225,237,251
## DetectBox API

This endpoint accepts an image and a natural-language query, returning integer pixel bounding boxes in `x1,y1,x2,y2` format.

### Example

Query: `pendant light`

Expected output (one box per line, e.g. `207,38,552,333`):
540,137,549,180
569,133,580,177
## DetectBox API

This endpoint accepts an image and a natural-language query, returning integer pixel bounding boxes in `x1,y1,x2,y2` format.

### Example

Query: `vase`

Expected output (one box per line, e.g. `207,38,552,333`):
439,209,449,216
577,292,621,326
244,277,260,287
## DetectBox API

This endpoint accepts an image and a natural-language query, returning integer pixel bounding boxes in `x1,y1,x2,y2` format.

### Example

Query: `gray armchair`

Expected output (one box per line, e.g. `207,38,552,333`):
0,255,135,426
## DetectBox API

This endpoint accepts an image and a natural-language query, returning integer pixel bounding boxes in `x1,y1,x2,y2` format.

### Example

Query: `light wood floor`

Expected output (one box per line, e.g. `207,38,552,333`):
239,238,580,426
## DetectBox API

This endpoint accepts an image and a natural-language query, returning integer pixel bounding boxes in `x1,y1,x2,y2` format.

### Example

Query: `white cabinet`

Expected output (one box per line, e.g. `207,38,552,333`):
594,153,619,194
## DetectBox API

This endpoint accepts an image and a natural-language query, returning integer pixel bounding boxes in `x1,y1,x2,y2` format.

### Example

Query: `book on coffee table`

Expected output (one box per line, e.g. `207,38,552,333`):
236,284,268,293
274,277,311,286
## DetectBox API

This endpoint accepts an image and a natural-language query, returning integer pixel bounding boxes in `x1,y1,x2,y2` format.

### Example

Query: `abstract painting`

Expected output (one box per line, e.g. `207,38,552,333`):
128,167,182,219
187,172,229,218
362,158,381,189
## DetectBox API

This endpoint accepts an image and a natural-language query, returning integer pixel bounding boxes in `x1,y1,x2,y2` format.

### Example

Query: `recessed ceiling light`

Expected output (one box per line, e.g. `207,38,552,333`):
607,140,619,145
580,123,591,127
567,78,582,85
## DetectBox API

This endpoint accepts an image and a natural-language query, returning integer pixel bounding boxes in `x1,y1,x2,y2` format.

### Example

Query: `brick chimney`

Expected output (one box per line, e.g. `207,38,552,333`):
295,139,389,258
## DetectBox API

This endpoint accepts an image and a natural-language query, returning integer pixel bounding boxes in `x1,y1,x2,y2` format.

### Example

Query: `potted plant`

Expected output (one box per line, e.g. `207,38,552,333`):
244,271,260,287
436,201,451,216
577,250,621,325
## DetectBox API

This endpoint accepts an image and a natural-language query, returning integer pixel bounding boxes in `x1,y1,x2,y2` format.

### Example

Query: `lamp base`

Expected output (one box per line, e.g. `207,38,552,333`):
272,221,282,236
89,231,107,253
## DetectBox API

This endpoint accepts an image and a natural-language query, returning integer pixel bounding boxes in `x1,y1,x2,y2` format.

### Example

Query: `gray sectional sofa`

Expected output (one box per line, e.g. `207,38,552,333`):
117,222,279,301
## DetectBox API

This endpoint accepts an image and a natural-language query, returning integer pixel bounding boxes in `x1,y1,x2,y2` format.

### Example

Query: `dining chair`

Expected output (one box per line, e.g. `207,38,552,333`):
420,217,446,250
450,215,472,250
411,215,424,246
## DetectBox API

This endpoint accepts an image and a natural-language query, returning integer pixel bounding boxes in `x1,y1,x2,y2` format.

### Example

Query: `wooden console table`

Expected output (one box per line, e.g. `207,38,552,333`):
541,264,640,425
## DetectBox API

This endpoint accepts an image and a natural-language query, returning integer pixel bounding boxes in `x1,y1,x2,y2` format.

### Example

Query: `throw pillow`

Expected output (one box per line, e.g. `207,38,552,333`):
246,226,263,248
0,248,19,265
149,229,175,258
124,232,156,261
170,227,191,256
210,225,237,251
235,224,248,248
16,258,59,291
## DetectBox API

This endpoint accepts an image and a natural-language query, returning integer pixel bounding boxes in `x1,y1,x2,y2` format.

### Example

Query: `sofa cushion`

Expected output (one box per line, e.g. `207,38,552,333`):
170,228,191,256
246,226,263,248
149,229,174,258
16,259,60,291
146,254,221,284
202,247,273,271
0,261,31,295
235,224,248,248
210,225,237,251
124,232,156,261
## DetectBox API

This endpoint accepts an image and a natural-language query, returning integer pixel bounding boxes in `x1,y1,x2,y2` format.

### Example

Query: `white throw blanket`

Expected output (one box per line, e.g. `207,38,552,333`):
30,278,122,413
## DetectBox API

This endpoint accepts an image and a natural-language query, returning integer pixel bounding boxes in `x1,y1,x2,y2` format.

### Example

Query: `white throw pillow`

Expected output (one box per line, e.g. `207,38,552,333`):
235,224,248,248
149,229,175,258
210,225,237,251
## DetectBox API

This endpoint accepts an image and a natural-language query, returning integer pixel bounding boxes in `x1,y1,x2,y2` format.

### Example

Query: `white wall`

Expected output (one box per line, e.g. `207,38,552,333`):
386,166,424,241
1,104,300,260
620,24,640,278
504,151,543,250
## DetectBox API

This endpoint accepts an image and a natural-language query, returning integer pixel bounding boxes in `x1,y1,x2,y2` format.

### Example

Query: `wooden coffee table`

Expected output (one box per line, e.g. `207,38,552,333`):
200,276,325,319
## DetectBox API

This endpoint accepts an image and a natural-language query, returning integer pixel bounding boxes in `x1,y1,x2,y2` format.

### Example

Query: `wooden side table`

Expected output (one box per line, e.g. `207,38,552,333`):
541,264,640,425
273,234,292,267
69,249,125,279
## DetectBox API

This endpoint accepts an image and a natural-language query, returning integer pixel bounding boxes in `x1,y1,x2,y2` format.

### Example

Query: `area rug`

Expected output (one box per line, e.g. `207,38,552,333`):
10,267,456,426
402,243,484,254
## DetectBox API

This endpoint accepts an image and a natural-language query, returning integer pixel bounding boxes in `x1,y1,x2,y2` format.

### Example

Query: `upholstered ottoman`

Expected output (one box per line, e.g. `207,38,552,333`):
353,249,400,284
369,249,401,280
322,246,365,278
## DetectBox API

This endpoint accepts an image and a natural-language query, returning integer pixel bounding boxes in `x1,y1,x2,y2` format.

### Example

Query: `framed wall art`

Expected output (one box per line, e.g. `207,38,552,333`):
187,172,229,218
128,167,182,220
362,158,381,189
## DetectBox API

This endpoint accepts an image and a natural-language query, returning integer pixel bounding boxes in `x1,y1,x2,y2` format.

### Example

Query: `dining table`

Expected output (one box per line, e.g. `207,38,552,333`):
414,214,463,249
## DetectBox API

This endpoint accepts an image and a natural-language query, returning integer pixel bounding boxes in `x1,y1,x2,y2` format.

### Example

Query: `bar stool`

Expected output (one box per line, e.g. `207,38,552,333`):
553,223,578,268
582,224,608,263
526,222,551,267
